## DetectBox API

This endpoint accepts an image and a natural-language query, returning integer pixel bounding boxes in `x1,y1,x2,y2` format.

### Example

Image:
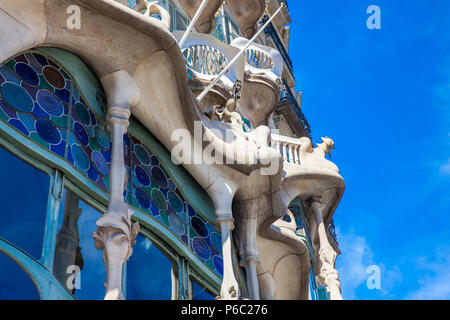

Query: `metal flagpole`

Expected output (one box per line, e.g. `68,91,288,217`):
197,3,286,101
178,0,210,48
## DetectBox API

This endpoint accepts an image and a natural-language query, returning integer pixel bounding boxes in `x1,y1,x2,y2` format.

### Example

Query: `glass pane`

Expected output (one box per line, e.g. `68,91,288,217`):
126,234,173,300
0,252,40,300
53,188,105,300
192,280,215,300
0,145,49,259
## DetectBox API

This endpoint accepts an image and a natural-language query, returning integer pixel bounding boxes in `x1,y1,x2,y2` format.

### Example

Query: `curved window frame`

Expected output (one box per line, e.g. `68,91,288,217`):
0,47,229,299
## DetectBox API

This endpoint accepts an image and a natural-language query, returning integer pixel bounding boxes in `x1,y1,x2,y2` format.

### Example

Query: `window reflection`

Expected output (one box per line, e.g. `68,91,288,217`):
53,188,106,300
192,280,215,300
0,145,49,259
0,253,40,300
126,234,173,300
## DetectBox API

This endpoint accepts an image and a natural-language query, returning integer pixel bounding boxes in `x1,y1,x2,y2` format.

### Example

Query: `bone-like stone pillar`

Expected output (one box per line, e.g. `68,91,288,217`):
207,177,241,300
310,198,343,300
238,216,260,300
93,71,141,300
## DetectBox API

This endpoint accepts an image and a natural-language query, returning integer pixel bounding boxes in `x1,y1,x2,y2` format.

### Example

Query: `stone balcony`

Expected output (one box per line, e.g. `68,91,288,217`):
231,37,284,127
174,31,286,125
173,31,245,111
270,132,344,299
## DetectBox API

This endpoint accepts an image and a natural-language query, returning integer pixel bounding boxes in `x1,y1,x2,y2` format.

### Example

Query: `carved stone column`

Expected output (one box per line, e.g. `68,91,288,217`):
238,215,260,300
94,70,141,300
93,107,140,300
310,198,343,300
207,177,241,300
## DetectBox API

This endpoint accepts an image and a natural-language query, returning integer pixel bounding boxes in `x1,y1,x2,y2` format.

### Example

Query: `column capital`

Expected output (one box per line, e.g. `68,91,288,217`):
107,107,131,133
215,210,235,230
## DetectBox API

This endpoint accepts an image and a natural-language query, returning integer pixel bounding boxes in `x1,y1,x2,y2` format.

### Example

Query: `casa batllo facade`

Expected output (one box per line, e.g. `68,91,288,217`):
0,0,344,300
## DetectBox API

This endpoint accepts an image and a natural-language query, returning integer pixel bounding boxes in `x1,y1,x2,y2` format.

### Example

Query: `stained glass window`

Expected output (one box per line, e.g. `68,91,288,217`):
188,205,223,276
130,135,223,276
0,49,223,282
0,145,49,260
0,52,70,157
53,188,105,300
126,234,173,300
67,84,112,191
0,51,113,193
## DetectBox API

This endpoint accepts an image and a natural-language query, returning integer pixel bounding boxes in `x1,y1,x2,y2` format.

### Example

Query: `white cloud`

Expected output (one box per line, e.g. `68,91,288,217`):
406,247,450,300
336,231,374,300
336,230,402,300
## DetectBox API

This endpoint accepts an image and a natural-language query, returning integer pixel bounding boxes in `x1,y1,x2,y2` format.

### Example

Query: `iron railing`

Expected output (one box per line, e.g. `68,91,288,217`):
262,15,294,76
281,79,312,140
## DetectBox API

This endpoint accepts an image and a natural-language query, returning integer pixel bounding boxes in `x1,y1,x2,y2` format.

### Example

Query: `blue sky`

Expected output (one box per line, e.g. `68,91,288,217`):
288,0,450,299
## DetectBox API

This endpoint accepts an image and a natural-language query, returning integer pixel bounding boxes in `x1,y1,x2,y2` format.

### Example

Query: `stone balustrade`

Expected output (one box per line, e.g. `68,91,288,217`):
173,31,245,90
231,37,284,84
271,133,303,164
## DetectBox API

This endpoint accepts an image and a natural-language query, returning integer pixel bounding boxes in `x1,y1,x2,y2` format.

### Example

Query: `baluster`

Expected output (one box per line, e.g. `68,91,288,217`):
292,145,298,164
281,143,287,161
288,144,294,163
194,46,199,72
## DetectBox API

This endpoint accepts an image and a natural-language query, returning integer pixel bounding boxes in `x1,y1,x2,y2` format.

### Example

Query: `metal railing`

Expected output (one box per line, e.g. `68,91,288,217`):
328,219,338,244
262,15,294,75
281,79,312,140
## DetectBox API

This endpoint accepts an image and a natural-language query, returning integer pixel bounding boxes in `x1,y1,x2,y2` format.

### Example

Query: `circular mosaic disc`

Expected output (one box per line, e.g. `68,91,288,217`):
94,125,109,150
213,256,223,275
168,191,184,213
151,189,167,211
151,166,168,189
73,121,89,146
210,233,222,252
36,90,64,117
15,63,39,87
135,144,151,166
43,66,65,89
1,82,34,113
91,150,108,176
135,188,151,209
191,216,208,238
168,212,185,236
192,238,211,260
71,144,90,171
135,165,151,186
74,102,91,126
35,119,61,145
